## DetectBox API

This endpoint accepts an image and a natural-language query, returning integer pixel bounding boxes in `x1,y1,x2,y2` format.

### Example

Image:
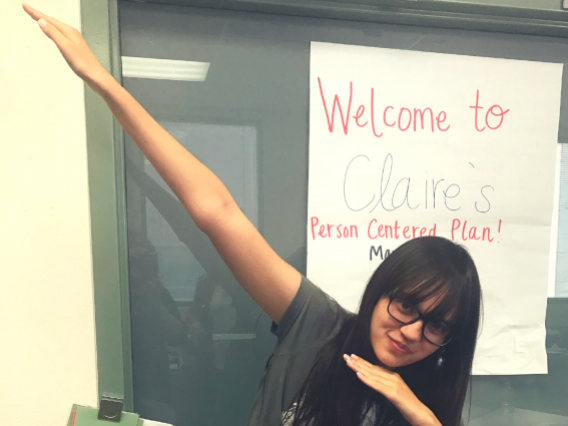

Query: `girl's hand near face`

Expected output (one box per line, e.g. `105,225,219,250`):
344,354,441,426
22,3,110,93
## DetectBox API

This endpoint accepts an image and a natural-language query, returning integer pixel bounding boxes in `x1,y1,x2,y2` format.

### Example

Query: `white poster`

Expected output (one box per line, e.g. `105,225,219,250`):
307,42,563,375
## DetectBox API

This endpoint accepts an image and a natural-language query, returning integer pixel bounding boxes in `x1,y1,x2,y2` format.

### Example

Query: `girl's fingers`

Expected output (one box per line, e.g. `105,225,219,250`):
345,354,377,373
23,3,81,42
356,371,372,383
22,2,105,81
356,372,392,396
356,371,383,386
354,355,394,375
351,354,380,369
344,354,393,381
36,18,70,51
345,356,377,379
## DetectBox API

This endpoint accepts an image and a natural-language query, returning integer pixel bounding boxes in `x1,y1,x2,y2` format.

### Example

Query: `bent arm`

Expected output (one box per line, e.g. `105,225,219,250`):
24,4,300,323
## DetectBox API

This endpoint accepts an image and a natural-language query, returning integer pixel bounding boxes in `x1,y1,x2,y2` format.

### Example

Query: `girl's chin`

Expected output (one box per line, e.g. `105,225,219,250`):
374,350,404,369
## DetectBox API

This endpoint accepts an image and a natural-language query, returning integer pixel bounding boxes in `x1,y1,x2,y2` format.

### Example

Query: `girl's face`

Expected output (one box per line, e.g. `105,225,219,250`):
369,294,445,368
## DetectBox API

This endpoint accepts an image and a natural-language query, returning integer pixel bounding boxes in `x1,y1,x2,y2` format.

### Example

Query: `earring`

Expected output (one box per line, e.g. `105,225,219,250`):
436,347,445,369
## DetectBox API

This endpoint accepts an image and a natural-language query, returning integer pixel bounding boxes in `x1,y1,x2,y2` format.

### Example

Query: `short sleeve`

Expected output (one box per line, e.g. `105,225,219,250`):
271,275,348,355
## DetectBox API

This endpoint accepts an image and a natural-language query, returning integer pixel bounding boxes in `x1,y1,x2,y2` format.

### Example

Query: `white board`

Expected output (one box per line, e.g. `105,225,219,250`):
307,42,563,375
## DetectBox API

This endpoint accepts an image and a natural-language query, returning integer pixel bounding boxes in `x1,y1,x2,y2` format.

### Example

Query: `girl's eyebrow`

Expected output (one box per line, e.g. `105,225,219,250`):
432,318,453,327
417,300,456,322
396,294,457,327
398,284,459,324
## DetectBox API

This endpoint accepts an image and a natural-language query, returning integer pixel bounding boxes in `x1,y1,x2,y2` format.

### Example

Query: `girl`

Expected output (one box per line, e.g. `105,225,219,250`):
22,5,482,426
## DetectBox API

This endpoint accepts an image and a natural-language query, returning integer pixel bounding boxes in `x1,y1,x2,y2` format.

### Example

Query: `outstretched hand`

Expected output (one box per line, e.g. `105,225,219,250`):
22,2,109,90
344,354,440,426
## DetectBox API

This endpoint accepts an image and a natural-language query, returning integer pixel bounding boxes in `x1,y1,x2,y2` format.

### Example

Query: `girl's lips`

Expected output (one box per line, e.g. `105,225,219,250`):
388,335,411,355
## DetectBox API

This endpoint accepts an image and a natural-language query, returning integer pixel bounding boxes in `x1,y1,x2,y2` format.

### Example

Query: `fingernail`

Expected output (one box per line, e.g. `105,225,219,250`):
38,18,47,27
357,372,365,377
343,354,350,360
23,1,31,7
351,354,359,360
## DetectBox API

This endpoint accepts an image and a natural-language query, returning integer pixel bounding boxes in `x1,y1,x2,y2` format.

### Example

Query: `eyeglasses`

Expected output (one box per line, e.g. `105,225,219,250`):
387,293,454,347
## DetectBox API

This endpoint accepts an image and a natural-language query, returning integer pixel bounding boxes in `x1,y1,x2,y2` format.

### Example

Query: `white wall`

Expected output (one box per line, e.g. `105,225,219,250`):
0,1,98,425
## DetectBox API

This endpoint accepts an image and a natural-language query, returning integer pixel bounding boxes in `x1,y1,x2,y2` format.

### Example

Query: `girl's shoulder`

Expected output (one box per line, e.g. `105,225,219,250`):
271,274,352,354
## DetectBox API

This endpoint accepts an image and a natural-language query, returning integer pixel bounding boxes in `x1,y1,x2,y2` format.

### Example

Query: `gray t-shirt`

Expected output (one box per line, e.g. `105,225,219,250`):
247,275,351,426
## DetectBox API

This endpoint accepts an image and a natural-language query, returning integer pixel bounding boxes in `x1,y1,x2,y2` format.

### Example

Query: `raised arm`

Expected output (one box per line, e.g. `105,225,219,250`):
23,3,301,323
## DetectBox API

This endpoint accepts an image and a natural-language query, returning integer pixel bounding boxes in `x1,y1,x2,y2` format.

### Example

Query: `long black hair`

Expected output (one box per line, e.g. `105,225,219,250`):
291,236,482,426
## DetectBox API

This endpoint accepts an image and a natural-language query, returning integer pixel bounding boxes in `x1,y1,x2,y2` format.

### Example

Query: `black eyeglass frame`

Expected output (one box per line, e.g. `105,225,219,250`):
387,293,454,347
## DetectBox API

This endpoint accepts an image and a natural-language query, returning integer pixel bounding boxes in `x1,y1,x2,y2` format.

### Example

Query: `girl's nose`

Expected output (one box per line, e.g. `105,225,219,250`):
400,320,423,342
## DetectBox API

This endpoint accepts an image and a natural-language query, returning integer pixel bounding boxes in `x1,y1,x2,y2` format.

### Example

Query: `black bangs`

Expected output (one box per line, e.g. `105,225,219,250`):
393,274,469,329
384,237,479,333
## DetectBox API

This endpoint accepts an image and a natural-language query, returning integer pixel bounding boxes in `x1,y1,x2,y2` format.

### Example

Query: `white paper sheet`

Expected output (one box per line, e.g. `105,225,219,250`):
307,42,563,375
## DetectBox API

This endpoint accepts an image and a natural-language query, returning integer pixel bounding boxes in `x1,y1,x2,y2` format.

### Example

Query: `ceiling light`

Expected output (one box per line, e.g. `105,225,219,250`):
121,56,210,82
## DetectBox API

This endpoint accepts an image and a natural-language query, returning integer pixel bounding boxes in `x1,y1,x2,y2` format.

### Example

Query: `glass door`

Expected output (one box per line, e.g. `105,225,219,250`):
118,2,568,425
